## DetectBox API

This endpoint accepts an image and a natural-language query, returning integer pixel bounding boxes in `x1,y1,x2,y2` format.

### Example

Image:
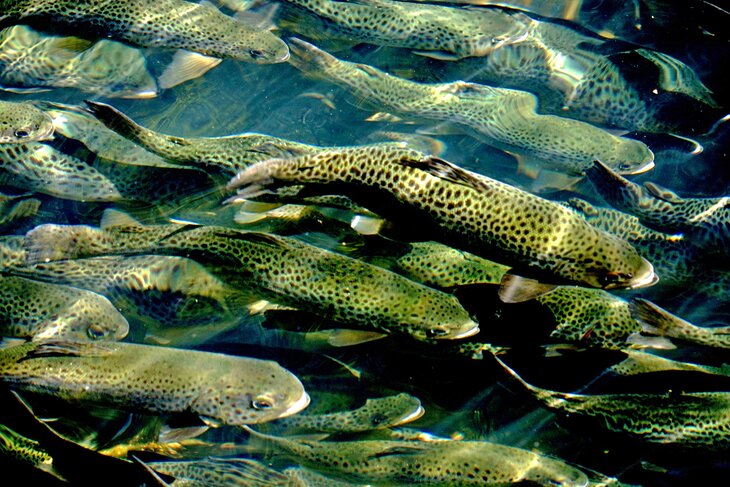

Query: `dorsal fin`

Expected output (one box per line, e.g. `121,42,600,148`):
100,209,143,229
643,182,683,203
498,274,558,303
397,155,488,191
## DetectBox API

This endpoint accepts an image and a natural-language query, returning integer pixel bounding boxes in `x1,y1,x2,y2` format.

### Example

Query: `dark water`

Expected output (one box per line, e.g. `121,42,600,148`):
1,1,729,486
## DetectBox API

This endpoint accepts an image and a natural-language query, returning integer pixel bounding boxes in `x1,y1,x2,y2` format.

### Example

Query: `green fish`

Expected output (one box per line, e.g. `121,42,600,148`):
286,38,654,176
0,98,54,143
244,427,596,486
0,191,40,231
587,160,730,251
279,0,531,61
496,356,730,450
22,211,479,341
608,349,730,378
270,392,424,434
0,275,129,341
147,457,293,486
0,25,157,97
0,423,54,474
0,0,289,63
0,340,310,426
227,145,656,290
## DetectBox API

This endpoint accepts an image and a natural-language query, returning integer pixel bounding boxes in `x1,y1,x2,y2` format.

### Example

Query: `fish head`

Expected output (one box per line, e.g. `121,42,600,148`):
414,317,480,341
196,362,310,426
588,255,658,290
0,100,55,144
601,139,655,175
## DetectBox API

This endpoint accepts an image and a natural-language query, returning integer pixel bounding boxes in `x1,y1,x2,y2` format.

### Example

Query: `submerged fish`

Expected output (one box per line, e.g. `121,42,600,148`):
0,191,40,231
245,427,595,486
0,340,309,425
587,160,730,252
0,25,157,97
271,392,424,434
287,38,654,176
0,423,54,474
0,99,54,143
0,275,129,341
280,0,531,60
0,0,289,63
497,356,730,450
22,212,479,341
608,349,730,378
228,145,656,290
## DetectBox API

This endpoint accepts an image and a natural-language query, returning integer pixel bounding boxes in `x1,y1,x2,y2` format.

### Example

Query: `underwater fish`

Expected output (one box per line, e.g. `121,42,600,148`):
244,426,596,486
228,145,656,290
0,98,54,143
587,160,730,252
496,356,730,450
271,392,424,434
0,340,309,426
280,0,531,61
0,423,55,475
0,191,40,231
0,0,289,63
0,25,157,98
286,38,654,176
0,275,129,341
147,457,293,486
22,212,479,341
608,349,730,378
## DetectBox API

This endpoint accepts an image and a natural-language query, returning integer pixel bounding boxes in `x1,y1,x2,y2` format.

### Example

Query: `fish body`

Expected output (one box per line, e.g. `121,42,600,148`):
0,98,53,143
0,340,309,425
609,350,730,378
0,25,157,97
280,0,531,60
0,191,40,231
271,393,424,434
23,216,479,341
0,0,289,63
0,423,54,471
287,39,654,176
0,275,129,341
498,357,730,449
587,161,730,252
247,428,592,486
228,146,655,290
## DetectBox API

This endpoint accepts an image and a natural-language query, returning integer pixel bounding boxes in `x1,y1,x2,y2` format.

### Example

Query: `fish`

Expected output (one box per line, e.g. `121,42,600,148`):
243,426,597,486
608,349,730,378
147,457,293,486
587,160,730,251
496,356,730,450
0,275,129,342
286,38,655,176
227,145,656,290
270,392,424,434
0,98,54,143
0,340,310,426
279,0,531,61
0,25,158,98
22,211,479,341
0,0,289,64
0,191,40,231
0,423,56,477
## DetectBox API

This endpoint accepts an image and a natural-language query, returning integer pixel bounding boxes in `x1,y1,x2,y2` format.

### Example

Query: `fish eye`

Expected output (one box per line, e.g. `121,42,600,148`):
87,324,106,340
599,272,632,287
426,328,449,338
248,49,265,60
618,163,632,171
13,130,30,139
251,395,274,410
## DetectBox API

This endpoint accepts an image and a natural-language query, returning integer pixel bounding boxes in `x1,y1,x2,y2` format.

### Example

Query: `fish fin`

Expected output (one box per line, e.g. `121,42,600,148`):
83,100,149,144
158,425,210,444
0,337,28,349
325,329,387,347
626,332,677,350
100,209,144,229
247,299,295,315
514,153,542,179
498,274,558,303
130,457,175,487
0,85,53,94
395,154,487,190
21,341,116,360
412,50,462,61
566,197,599,216
365,111,403,123
642,182,683,203
629,298,689,338
51,36,94,53
415,123,462,136
200,416,223,428
234,2,279,31
369,444,429,459
233,210,270,224
158,50,222,89
236,200,284,213
350,214,386,235
529,170,582,193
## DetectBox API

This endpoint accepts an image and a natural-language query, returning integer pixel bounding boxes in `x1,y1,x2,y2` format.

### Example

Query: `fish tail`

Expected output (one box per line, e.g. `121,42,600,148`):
492,355,551,400
585,160,645,211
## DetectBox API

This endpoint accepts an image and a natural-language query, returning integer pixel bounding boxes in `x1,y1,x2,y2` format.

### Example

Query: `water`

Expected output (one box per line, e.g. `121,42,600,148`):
1,1,729,485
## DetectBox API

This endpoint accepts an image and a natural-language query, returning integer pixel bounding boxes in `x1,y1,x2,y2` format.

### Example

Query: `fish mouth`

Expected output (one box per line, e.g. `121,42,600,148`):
627,158,655,175
280,391,311,418
449,322,480,339
393,405,426,426
627,258,659,289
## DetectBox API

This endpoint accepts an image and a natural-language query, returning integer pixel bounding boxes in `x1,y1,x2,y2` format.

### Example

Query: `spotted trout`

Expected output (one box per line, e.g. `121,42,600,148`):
228,145,656,290
0,340,309,425
0,0,289,63
287,38,654,176
22,211,479,341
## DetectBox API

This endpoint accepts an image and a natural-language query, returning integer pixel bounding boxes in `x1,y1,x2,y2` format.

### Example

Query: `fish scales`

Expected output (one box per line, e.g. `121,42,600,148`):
287,39,654,176
229,145,655,290
0,340,309,425
0,99,54,143
23,219,478,340
0,0,289,63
